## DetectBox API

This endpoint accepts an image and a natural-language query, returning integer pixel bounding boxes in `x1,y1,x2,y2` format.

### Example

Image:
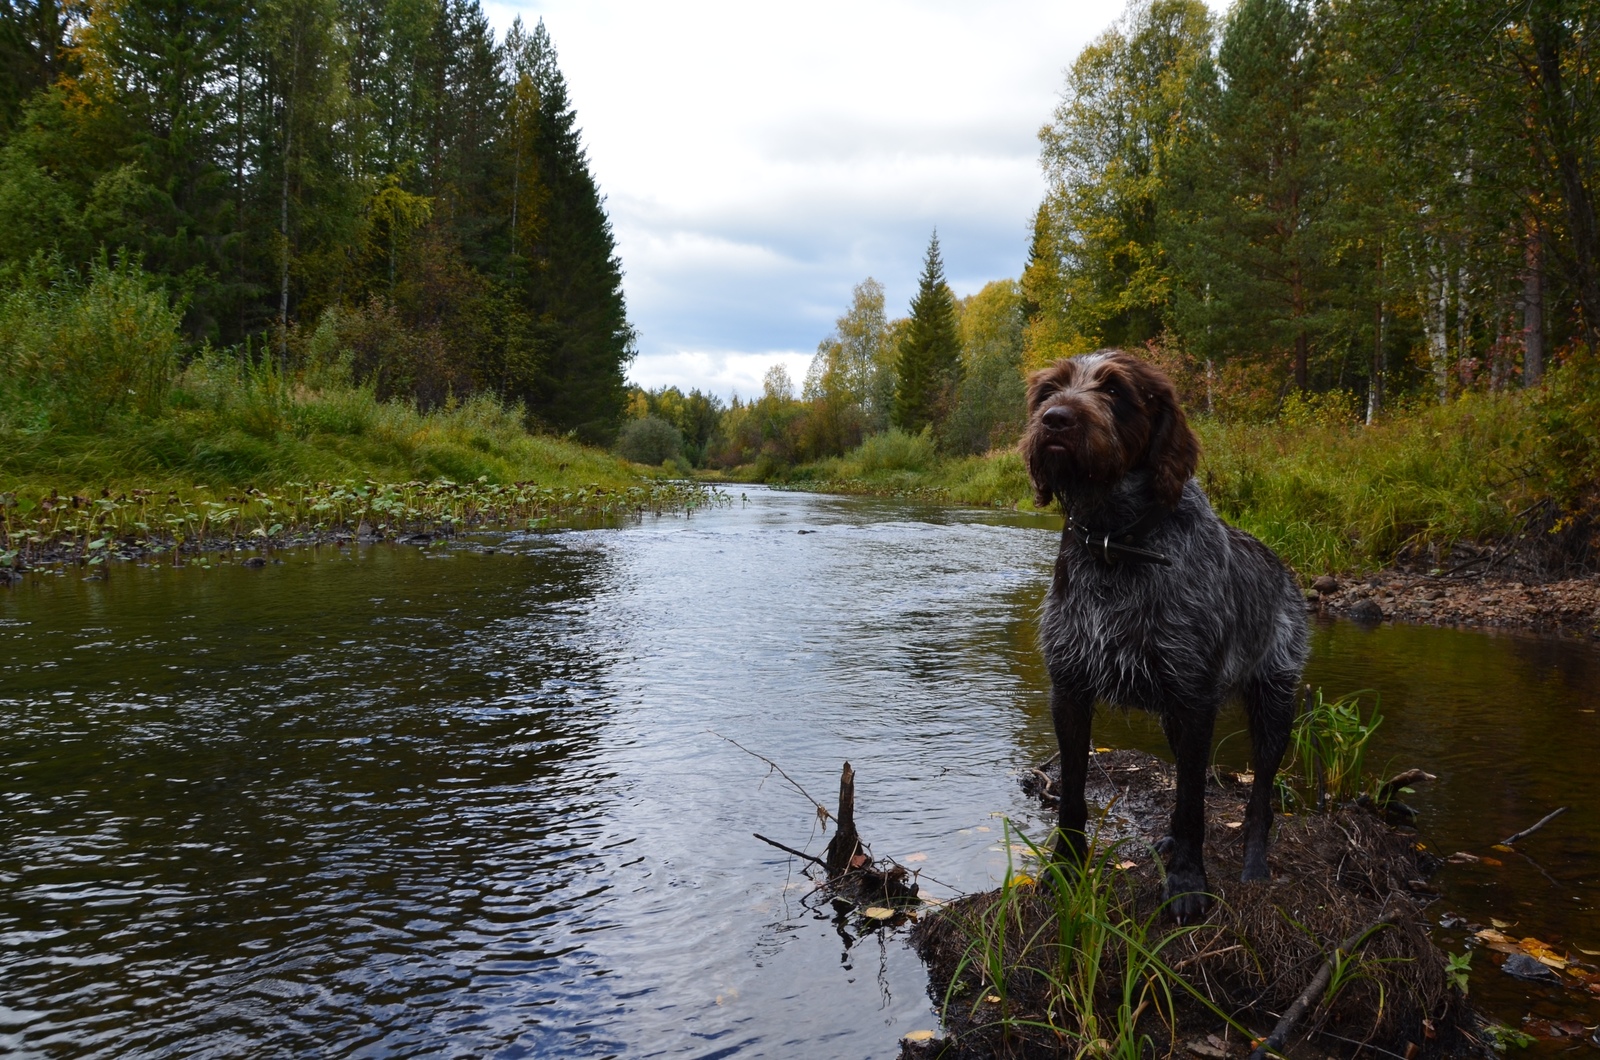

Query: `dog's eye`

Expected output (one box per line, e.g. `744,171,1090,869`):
1099,384,1119,398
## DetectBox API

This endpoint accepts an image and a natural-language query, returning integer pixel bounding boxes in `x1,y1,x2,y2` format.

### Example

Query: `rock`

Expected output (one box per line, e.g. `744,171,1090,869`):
1502,953,1561,983
1349,598,1384,622
1313,574,1339,593
243,556,267,568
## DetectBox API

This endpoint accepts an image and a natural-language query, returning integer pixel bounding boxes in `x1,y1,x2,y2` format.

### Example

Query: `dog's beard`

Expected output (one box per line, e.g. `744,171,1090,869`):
1028,425,1132,506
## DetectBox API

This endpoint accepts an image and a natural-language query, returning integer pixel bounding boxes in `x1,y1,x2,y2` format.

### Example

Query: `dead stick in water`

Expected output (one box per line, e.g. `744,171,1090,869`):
1502,806,1568,847
1247,910,1397,1060
753,833,827,868
824,762,862,878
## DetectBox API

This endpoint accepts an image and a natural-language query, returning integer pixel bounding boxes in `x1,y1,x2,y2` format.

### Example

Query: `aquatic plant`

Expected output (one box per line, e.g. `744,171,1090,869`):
1287,688,1385,811
0,477,731,566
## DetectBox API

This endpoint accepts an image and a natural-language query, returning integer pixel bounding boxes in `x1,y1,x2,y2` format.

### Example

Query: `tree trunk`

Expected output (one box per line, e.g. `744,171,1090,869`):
823,762,861,878
1368,244,1383,423
1533,6,1600,351
1524,222,1545,386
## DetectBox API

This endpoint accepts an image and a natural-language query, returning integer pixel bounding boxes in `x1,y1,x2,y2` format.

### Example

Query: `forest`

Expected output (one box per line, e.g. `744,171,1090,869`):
623,0,1598,506
0,0,631,448
0,0,1596,539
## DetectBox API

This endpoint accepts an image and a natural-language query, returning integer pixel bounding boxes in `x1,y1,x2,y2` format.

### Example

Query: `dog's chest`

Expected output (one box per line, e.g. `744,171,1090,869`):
1038,571,1212,707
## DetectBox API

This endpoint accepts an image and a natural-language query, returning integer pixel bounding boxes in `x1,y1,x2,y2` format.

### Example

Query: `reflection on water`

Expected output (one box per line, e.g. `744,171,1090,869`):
2,487,1598,1056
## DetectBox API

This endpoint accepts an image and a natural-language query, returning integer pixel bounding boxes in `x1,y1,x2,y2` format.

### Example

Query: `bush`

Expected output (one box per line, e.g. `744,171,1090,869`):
617,415,685,465
852,427,939,473
0,256,184,429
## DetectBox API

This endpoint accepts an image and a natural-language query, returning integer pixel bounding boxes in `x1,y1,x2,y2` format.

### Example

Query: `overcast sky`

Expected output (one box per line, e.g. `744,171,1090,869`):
480,1,1204,400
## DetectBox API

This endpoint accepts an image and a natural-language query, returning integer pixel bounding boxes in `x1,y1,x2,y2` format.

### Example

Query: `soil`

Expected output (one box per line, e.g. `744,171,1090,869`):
900,750,1479,1060
1308,569,1600,639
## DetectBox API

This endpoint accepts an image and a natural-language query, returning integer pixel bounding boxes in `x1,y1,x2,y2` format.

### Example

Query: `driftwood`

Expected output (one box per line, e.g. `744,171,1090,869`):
1502,806,1568,846
1248,908,1399,1060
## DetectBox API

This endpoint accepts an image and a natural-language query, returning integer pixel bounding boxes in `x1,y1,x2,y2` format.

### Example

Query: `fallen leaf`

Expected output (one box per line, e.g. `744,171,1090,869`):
985,994,1002,1004
1447,852,1480,864
1481,856,1503,867
1224,821,1243,829
1491,918,1513,929
975,826,991,833
862,906,895,920
903,1029,935,1042
1117,860,1137,870
903,852,928,863
1492,844,1515,853
1519,936,1570,969
1579,947,1600,956
1095,747,1113,753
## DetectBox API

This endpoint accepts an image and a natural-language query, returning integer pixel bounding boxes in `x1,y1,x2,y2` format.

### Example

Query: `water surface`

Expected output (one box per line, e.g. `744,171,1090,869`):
2,487,1597,1056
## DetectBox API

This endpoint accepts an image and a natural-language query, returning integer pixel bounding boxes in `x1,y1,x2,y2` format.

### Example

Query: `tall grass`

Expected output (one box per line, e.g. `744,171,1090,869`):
1284,689,1385,812
788,384,1566,574
0,261,650,494
940,822,1214,1055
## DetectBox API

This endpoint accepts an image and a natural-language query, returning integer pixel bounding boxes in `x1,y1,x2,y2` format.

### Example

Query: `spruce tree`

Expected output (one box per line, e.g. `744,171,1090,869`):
508,19,633,442
1168,0,1332,390
893,230,961,434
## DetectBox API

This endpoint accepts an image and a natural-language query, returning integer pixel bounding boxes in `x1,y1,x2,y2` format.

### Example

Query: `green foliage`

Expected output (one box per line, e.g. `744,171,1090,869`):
894,231,962,435
1286,689,1384,810
1445,950,1471,995
946,279,1028,454
616,416,685,466
938,822,1212,1056
0,255,184,429
1038,0,1214,354
0,1,630,441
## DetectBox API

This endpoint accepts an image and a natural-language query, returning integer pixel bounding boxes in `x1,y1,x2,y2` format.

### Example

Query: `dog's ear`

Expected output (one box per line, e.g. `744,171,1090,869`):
1021,363,1068,509
1128,359,1199,508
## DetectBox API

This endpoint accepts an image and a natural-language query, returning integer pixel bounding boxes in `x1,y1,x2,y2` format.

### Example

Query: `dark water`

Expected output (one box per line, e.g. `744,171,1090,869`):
2,488,1597,1057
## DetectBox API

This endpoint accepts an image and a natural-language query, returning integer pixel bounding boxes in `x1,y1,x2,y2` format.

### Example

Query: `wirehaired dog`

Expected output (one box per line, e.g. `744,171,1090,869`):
1022,350,1308,922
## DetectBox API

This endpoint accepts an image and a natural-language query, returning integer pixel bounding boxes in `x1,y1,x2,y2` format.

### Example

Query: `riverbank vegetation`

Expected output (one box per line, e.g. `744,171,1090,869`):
618,0,1600,575
1,0,635,498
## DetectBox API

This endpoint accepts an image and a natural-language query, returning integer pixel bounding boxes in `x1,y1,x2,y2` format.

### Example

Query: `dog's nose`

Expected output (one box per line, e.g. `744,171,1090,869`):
1041,405,1074,431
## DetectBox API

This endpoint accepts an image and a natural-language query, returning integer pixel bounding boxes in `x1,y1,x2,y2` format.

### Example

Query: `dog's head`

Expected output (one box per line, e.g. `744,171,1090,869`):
1020,350,1199,510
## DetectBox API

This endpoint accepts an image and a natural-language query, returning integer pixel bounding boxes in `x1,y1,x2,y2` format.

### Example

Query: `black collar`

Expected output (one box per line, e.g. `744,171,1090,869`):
1065,503,1173,567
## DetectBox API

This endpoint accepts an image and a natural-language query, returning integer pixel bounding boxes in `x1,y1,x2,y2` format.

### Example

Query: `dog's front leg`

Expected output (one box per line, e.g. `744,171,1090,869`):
1159,703,1217,923
1049,682,1095,868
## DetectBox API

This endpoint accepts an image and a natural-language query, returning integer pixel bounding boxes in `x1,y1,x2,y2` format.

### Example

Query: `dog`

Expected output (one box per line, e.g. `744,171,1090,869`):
1021,350,1308,922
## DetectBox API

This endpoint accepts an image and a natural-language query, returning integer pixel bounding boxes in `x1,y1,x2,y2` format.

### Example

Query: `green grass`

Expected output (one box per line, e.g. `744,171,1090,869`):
936,821,1222,1057
0,352,649,496
775,388,1570,575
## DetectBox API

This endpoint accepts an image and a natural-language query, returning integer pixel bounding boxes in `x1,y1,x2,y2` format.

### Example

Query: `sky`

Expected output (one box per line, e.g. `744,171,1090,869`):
479,0,1187,401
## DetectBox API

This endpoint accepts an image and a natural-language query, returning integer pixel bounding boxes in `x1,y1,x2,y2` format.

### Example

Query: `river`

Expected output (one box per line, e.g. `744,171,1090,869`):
2,487,1598,1057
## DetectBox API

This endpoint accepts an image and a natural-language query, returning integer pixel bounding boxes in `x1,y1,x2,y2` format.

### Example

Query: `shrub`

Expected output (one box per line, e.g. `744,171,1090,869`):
617,415,684,465
0,256,184,429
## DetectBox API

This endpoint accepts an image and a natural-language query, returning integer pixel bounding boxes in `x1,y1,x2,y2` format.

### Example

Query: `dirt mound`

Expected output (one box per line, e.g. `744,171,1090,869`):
903,750,1476,1060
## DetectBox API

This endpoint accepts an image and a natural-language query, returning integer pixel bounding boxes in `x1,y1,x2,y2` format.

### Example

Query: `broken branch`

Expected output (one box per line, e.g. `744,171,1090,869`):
1248,909,1397,1060
1502,806,1568,847
753,832,827,867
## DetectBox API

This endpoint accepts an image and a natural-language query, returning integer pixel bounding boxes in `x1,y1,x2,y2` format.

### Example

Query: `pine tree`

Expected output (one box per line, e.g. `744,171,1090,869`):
893,230,961,434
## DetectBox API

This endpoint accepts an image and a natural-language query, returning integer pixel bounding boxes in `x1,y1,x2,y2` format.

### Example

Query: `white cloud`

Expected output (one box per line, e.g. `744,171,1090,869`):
628,350,816,403
480,0,1228,399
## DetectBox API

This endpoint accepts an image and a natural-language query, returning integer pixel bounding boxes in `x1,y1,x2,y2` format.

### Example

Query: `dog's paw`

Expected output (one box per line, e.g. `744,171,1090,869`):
1240,853,1271,882
1162,868,1213,924
1152,835,1175,858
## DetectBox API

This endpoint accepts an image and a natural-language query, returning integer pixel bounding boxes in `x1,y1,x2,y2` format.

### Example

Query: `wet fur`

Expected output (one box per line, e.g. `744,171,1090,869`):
1022,350,1308,922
